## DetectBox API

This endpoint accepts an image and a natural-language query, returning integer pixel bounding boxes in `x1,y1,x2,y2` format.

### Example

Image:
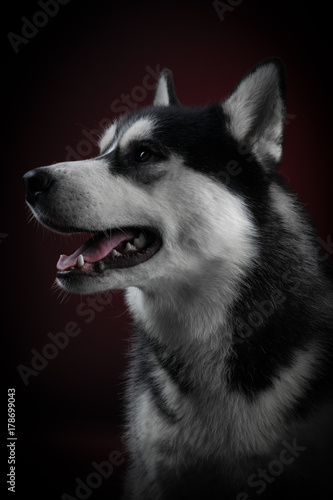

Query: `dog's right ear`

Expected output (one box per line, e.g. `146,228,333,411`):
153,69,180,106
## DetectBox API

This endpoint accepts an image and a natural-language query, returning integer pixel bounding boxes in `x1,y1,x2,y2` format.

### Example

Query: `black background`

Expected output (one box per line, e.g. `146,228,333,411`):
3,1,333,499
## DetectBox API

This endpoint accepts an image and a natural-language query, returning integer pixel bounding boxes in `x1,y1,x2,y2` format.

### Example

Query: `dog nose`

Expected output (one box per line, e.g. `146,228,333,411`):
23,168,55,205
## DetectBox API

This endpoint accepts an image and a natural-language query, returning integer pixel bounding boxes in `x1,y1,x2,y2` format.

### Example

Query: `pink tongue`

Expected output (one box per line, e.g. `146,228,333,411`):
56,230,135,271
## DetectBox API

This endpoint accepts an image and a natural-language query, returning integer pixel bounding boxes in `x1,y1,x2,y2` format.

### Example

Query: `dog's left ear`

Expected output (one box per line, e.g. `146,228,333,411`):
154,69,180,106
222,59,286,169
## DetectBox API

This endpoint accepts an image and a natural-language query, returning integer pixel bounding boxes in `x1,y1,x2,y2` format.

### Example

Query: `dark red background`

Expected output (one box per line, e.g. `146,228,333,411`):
3,1,333,499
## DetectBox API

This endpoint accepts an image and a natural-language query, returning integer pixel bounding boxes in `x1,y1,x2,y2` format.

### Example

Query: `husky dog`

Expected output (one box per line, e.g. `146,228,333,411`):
23,60,333,499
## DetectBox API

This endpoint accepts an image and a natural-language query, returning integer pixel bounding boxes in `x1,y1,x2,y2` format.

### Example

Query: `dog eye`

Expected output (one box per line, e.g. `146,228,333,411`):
135,149,153,163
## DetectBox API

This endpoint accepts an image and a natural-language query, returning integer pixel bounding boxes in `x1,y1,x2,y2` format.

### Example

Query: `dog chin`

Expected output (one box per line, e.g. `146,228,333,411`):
55,271,111,295
55,268,128,294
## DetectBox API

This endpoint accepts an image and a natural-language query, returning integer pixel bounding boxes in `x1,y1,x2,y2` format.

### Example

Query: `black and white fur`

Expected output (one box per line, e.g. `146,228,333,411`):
23,60,333,499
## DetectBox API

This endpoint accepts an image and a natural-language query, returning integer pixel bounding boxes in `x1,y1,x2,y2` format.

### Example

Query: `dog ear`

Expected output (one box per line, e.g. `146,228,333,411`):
222,59,286,169
154,69,180,106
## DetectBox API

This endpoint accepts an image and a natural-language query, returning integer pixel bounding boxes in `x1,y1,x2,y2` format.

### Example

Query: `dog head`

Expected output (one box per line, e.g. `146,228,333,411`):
23,61,285,296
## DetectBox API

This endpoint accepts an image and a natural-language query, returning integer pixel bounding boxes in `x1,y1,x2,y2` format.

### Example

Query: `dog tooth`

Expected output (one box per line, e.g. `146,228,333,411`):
112,249,121,257
77,254,84,268
133,233,146,249
124,242,137,253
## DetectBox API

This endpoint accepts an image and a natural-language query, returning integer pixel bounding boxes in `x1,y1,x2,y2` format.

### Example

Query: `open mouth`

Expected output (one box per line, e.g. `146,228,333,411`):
56,226,162,277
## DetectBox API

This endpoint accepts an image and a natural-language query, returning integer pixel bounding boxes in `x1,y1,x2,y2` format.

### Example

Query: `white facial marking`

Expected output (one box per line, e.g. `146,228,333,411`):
98,122,117,154
119,118,155,150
